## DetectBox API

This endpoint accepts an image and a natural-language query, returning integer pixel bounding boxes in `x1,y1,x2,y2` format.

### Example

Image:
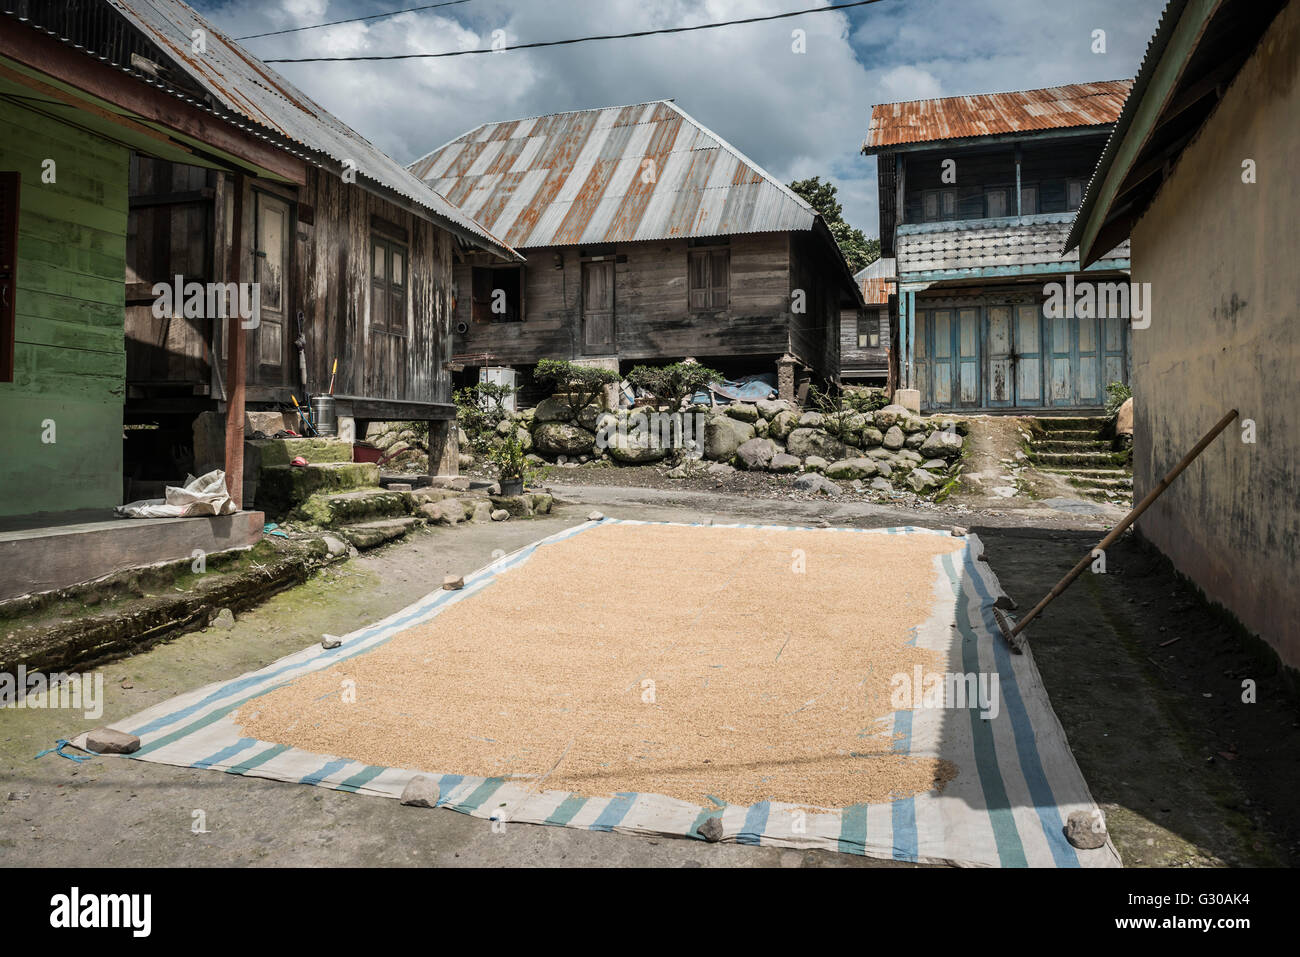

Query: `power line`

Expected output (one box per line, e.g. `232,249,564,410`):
235,0,474,41
261,0,889,63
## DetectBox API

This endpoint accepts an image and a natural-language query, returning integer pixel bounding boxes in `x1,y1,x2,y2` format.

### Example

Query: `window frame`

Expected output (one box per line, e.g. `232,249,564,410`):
470,263,526,324
687,246,730,312
369,233,408,336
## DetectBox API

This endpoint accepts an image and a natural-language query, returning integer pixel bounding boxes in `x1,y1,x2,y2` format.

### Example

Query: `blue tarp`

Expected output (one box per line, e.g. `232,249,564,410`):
691,373,778,406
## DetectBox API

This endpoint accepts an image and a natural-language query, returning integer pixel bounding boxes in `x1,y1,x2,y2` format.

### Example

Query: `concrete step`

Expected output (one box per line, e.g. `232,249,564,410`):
1041,429,1099,441
1033,439,1113,453
1035,416,1110,432
249,437,353,467
1031,450,1128,468
337,517,423,550
1067,475,1133,490
255,462,380,518
293,487,412,527
1041,467,1133,478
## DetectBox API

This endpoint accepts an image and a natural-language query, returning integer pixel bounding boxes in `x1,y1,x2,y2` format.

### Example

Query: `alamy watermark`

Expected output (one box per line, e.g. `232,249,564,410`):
1043,274,1151,329
890,665,1000,719
1,667,103,719
152,275,260,328
593,411,710,452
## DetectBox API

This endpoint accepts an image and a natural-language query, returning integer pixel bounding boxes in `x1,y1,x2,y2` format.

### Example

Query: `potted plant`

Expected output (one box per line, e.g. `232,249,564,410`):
490,430,530,496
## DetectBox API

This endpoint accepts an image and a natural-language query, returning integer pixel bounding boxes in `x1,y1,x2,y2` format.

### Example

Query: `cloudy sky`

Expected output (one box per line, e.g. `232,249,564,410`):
195,0,1168,238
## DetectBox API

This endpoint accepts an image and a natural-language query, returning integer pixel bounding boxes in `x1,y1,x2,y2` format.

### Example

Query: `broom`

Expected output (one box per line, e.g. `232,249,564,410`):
992,408,1239,654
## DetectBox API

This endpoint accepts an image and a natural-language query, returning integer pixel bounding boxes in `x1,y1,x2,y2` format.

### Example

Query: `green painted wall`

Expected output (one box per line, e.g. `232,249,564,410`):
0,98,128,517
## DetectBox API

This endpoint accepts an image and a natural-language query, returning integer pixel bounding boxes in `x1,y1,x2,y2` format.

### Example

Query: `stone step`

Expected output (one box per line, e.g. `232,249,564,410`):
1033,439,1113,453
255,462,380,517
1031,451,1128,468
293,487,413,527
249,437,353,467
337,517,423,550
1067,475,1133,490
1040,467,1133,478
1044,429,1101,441
1035,416,1110,432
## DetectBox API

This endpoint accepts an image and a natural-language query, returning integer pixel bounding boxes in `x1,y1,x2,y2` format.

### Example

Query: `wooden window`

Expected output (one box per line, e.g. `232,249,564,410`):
688,248,729,311
1067,178,1085,211
470,265,524,323
370,234,407,335
985,187,1010,218
1020,185,1039,216
0,171,17,382
858,314,880,349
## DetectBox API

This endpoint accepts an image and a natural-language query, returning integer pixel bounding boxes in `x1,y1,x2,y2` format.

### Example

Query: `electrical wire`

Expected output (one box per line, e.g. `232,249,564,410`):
261,0,889,62
235,0,474,41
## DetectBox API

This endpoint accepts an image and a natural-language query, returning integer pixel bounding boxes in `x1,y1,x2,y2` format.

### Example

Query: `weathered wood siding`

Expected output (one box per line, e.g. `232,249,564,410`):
841,304,890,376
0,97,127,515
451,232,829,372
788,231,841,379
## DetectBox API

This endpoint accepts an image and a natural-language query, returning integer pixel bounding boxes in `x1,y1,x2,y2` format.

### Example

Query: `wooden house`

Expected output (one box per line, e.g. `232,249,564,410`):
864,82,1135,413
0,0,514,599
408,101,864,402
841,258,895,387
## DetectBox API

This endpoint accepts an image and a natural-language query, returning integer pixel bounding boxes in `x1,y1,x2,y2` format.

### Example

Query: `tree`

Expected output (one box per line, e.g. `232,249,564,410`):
788,176,880,273
627,361,724,412
533,358,620,417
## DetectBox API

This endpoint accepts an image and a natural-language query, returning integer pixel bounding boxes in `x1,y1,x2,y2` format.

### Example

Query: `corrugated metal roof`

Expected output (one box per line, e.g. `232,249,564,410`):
860,277,894,305
864,80,1133,152
18,0,518,259
410,100,818,248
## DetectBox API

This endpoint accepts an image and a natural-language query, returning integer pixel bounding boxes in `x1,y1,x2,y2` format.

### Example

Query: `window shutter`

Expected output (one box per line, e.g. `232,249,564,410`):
0,172,18,382
710,250,729,309
688,250,709,311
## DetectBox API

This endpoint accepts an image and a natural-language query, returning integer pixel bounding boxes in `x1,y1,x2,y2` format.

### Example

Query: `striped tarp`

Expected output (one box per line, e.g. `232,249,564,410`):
71,520,1119,867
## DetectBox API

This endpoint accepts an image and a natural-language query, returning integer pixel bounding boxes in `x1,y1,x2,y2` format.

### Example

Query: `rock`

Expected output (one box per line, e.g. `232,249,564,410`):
443,574,464,590
387,482,413,492
873,405,909,429
703,416,755,461
735,437,777,471
458,453,475,470
825,457,878,480
804,455,829,472
666,463,689,479
469,501,494,523
86,728,141,755
706,462,735,476
321,535,348,558
895,449,924,465
769,453,800,473
533,396,575,422
906,468,943,493
321,634,343,649
587,511,605,522
867,448,894,461
798,411,824,428
875,460,892,478
768,409,799,441
904,431,927,449
900,414,927,433
1115,396,1134,438
211,608,235,631
786,428,847,461
529,492,554,515
607,436,667,464
419,500,463,526
951,526,968,537
920,430,965,460
400,775,441,808
870,477,893,492
861,427,884,447
515,427,534,453
725,403,759,423
753,418,770,439
490,509,509,522
793,473,842,496
533,423,596,458
495,418,514,436
922,458,948,471
698,816,724,843
491,494,535,518
1065,810,1108,850
756,398,791,419
883,425,906,450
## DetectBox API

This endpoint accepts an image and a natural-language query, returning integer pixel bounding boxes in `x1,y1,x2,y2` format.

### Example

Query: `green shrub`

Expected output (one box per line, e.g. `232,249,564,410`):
626,361,723,411
534,358,620,417
1104,381,1132,417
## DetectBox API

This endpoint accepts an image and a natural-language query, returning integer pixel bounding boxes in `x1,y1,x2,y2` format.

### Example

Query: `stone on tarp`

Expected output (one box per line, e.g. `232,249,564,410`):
443,574,464,590
86,728,141,755
698,816,724,843
1065,810,1108,850
588,511,605,521
400,775,442,808
321,634,343,649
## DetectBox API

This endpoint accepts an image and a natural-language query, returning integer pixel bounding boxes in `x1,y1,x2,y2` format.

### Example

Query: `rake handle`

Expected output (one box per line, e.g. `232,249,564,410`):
1010,408,1239,638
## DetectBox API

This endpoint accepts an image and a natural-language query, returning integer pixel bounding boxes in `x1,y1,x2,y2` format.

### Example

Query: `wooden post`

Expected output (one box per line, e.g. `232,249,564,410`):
427,419,458,478
223,173,247,509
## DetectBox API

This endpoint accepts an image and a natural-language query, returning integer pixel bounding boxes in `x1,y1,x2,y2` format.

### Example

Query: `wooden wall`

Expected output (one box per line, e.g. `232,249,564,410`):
0,97,128,516
451,231,841,379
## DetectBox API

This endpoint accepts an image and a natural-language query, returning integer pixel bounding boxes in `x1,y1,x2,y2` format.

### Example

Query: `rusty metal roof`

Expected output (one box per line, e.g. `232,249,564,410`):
14,0,518,259
410,100,819,249
864,80,1133,153
859,277,894,305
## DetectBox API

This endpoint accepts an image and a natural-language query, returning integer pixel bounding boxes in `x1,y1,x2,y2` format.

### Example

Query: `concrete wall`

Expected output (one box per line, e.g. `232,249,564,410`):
1128,2,1300,669
0,96,128,517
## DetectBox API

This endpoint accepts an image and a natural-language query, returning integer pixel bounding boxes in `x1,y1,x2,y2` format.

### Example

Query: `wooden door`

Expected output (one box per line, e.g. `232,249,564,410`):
254,191,289,380
582,260,614,355
956,307,981,408
1014,304,1044,407
986,305,1015,408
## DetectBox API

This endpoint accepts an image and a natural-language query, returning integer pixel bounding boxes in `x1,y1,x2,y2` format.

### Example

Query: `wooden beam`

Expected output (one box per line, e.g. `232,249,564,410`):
0,23,306,184
223,173,247,509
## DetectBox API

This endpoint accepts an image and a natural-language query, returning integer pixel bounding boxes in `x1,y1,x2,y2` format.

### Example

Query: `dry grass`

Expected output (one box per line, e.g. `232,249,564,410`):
236,524,965,808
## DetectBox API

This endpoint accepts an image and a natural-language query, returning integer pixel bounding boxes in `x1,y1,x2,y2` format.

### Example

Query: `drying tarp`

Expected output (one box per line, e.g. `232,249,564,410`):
692,373,778,406
66,521,1119,867
115,470,236,519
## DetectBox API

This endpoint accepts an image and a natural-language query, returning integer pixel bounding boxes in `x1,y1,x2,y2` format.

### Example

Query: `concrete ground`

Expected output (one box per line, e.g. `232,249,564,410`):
2,484,1295,867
